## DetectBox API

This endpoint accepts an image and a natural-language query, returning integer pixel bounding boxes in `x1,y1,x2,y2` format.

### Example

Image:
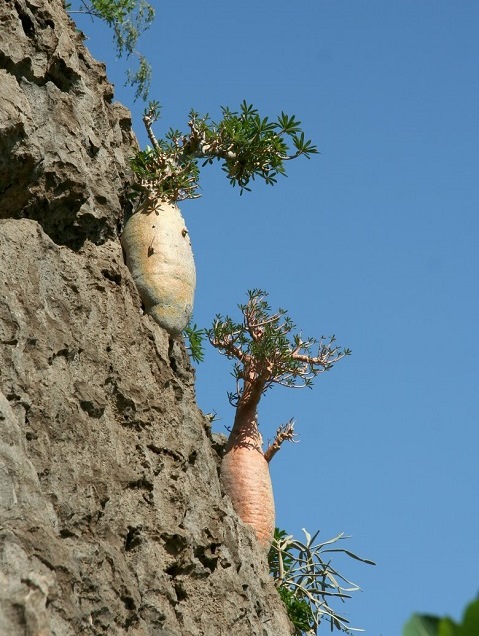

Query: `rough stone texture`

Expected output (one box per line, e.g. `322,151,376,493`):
0,0,135,249
0,1,293,635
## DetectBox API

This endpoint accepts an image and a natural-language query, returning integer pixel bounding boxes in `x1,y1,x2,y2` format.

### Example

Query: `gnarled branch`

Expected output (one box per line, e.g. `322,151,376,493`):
264,419,298,463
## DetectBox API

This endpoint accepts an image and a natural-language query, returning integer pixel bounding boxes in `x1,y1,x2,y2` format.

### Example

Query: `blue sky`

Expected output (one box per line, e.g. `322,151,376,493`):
73,1,479,633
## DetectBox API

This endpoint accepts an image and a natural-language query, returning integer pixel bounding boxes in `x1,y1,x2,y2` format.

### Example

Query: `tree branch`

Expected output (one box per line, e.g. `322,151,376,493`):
208,331,248,365
264,419,297,463
143,110,161,152
207,290,349,435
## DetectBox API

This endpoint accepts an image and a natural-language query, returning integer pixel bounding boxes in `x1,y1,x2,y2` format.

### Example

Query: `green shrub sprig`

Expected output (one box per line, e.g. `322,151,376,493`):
130,102,319,202
66,0,154,100
183,322,206,364
207,289,349,410
269,528,375,635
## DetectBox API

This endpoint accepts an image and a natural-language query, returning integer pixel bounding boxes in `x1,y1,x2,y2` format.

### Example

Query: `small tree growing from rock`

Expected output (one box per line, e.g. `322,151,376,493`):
122,103,317,338
207,289,350,547
69,3,320,351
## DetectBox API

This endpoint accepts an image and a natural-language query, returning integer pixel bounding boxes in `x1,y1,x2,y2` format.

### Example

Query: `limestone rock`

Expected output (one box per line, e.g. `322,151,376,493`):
0,0,136,249
0,1,293,633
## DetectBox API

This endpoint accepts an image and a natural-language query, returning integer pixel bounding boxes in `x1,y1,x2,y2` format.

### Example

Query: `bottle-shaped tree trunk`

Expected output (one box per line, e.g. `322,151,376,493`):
220,386,275,548
121,197,196,335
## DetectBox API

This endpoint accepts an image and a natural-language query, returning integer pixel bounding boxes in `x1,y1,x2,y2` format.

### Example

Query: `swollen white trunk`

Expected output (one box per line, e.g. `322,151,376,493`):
121,198,196,335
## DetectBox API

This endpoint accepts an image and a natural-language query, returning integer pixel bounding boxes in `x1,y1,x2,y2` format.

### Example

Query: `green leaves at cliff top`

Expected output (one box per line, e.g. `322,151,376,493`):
67,0,154,100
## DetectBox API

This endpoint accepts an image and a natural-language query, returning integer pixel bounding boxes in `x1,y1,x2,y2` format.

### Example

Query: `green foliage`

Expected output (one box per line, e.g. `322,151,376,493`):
67,0,154,100
278,585,316,634
403,599,479,636
207,289,350,408
199,102,319,192
130,101,319,202
183,322,206,364
269,528,375,635
126,53,152,102
403,615,444,636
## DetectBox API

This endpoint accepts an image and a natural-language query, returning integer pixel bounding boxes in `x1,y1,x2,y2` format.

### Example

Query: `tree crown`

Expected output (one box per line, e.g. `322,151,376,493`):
130,102,318,202
207,289,350,408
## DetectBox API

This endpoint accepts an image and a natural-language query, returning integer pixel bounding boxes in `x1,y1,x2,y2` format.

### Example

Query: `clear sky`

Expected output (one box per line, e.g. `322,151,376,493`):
73,2,479,634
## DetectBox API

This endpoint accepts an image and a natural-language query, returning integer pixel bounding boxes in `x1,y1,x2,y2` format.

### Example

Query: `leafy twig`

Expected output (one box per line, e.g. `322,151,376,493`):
183,322,206,364
207,289,350,412
66,0,154,100
269,528,375,635
130,102,319,202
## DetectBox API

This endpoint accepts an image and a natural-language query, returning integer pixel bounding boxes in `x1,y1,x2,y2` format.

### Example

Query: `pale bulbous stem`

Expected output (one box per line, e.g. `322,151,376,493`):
121,198,196,335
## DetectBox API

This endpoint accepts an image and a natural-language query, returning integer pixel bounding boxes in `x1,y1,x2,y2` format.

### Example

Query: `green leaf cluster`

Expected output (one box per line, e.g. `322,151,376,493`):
278,585,316,635
203,101,319,192
67,0,154,100
269,528,375,635
182,323,206,364
207,290,350,407
130,102,318,202
403,599,479,636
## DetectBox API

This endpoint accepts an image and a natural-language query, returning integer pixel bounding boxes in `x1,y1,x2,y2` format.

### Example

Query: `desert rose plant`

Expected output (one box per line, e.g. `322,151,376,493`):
207,290,350,547
121,103,317,337
69,3,318,347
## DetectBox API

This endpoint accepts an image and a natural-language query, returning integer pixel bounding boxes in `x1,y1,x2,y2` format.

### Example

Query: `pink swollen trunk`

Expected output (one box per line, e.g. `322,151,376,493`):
221,443,275,548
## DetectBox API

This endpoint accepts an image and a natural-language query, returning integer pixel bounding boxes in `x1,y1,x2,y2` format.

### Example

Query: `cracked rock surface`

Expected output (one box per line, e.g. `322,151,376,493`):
0,1,292,634
0,0,135,249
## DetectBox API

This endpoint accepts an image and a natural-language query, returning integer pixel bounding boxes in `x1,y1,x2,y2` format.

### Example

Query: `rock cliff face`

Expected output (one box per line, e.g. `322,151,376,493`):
0,1,292,634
